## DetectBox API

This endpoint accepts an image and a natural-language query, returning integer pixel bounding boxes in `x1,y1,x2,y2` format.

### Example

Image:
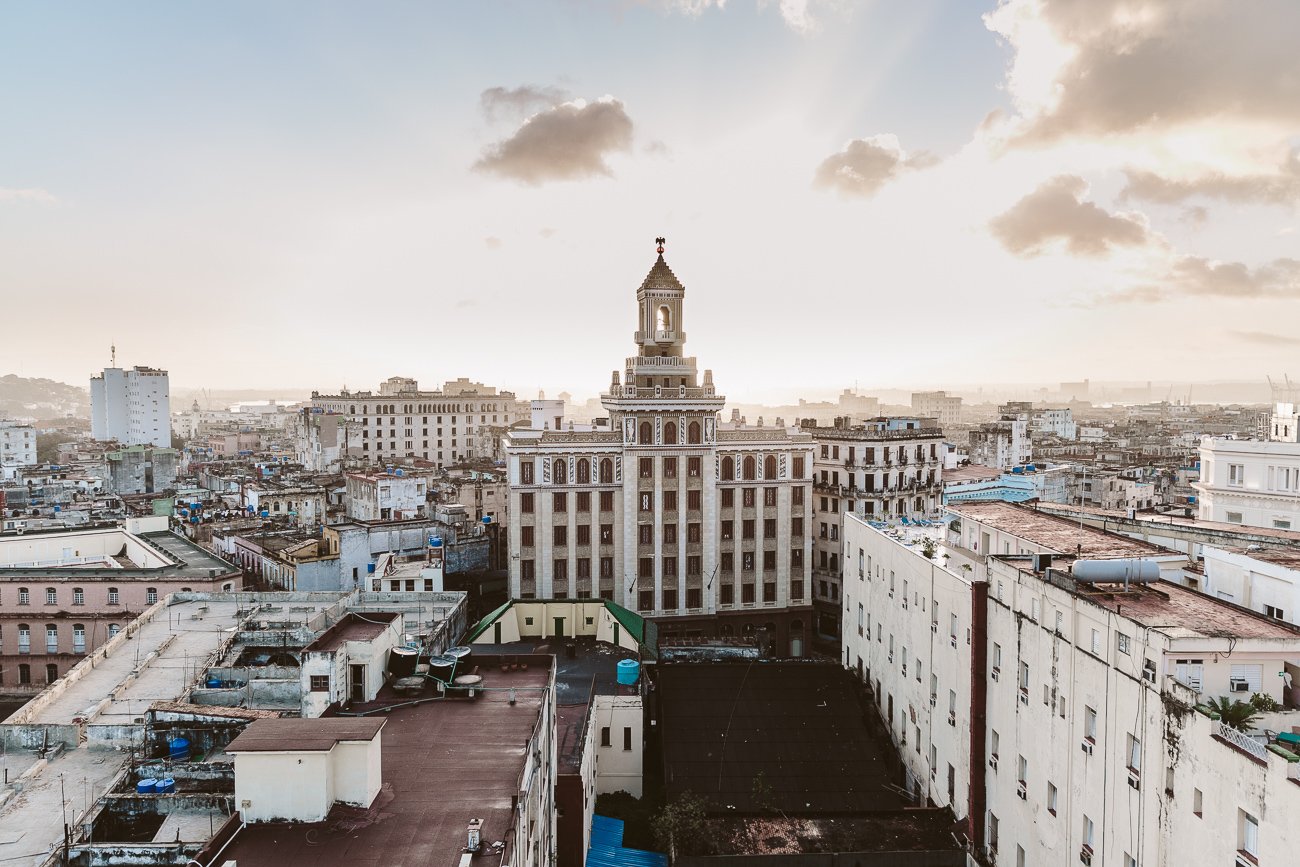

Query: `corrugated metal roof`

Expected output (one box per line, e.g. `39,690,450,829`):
587,814,667,867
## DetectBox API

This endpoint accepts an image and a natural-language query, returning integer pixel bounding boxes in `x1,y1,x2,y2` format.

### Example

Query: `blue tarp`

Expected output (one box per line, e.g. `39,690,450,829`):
586,814,667,867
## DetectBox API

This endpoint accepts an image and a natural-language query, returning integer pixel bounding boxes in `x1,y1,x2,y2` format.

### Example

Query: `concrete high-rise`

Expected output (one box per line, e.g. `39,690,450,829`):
90,365,171,447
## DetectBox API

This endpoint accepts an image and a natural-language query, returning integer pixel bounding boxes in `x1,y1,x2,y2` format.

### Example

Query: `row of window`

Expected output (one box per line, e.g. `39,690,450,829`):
0,663,60,685
820,443,938,463
3,622,120,653
520,486,806,515
518,454,810,485
4,587,158,606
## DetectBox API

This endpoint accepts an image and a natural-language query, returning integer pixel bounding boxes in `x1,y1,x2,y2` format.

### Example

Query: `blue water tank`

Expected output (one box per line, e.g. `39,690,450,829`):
366,563,376,573
259,510,269,518
1011,466,1024,474
482,516,492,525
395,468,404,476
206,677,221,688
137,778,158,794
168,737,190,760
616,659,640,686
430,537,443,548
159,778,176,794
1026,464,1038,471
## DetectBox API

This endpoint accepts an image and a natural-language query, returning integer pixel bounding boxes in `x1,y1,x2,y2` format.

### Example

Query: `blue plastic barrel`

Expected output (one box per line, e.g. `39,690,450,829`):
168,737,190,760
137,778,158,794
206,677,221,688
616,659,640,685
159,778,176,794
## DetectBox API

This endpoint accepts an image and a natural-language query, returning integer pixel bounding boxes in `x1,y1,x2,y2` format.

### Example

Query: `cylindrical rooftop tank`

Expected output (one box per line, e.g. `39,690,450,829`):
446,645,472,667
137,778,158,794
158,778,176,794
1071,559,1160,583
426,653,457,682
616,659,640,686
168,737,190,760
389,646,419,677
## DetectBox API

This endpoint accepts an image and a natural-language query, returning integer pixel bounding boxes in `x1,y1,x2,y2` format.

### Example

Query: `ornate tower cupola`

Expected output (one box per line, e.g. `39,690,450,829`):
636,237,687,360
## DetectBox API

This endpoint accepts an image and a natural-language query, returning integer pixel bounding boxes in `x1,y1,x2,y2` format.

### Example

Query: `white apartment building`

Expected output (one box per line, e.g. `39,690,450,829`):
968,418,1031,470
1196,404,1300,530
504,242,815,653
803,416,945,644
345,470,428,521
311,376,525,467
0,419,36,467
90,365,171,447
1200,545,1300,625
1032,407,1077,440
843,502,1300,867
911,391,963,426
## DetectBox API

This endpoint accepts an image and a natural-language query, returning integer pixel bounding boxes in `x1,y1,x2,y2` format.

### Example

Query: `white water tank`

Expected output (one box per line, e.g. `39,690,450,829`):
1071,559,1160,583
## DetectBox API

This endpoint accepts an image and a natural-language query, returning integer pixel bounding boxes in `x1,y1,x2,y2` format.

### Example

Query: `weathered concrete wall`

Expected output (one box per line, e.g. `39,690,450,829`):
69,842,205,867
85,724,145,750
445,537,490,574
0,723,79,750
247,679,300,708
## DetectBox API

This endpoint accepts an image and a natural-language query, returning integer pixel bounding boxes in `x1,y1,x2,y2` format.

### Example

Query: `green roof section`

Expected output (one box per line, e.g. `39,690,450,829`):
463,598,657,659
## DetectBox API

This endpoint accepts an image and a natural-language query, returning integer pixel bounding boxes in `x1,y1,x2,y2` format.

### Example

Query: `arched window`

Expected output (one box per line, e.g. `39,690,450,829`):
44,587,56,605
639,421,653,444
664,422,678,445
657,305,672,332
45,624,57,653
73,624,85,653
576,459,590,484
688,421,701,444
107,624,120,638
722,456,735,480
553,459,567,484
17,624,30,653
764,455,777,480
743,456,756,480
599,459,614,484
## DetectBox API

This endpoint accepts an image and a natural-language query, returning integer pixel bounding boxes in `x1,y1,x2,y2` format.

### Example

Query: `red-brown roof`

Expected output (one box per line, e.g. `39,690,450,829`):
225,717,386,752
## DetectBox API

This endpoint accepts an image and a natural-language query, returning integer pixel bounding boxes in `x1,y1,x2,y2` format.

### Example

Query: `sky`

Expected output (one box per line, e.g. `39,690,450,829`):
2,0,1297,402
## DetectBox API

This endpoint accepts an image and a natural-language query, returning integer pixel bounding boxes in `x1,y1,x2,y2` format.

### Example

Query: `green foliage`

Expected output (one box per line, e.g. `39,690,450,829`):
921,538,937,560
652,791,712,857
1208,696,1261,731
1250,692,1281,713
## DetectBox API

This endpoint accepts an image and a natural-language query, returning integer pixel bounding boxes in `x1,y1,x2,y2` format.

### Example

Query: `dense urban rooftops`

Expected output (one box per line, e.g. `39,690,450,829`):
948,501,1172,559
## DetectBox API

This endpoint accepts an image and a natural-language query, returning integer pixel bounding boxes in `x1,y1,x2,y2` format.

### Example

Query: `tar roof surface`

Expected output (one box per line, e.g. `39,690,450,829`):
222,662,551,867
1071,578,1300,641
949,501,1170,558
226,717,386,752
659,662,905,814
304,612,398,652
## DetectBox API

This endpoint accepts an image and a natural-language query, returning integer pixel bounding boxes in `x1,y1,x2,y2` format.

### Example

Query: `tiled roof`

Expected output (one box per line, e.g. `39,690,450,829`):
640,255,684,292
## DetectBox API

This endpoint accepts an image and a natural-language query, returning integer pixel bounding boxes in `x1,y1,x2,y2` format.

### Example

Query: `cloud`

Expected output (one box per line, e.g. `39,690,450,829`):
1101,256,1300,304
1120,152,1300,206
479,85,568,121
1231,330,1300,347
812,134,936,198
986,0,1300,142
659,0,837,34
539,227,557,239
484,236,502,250
989,175,1151,257
0,187,56,204
474,96,635,185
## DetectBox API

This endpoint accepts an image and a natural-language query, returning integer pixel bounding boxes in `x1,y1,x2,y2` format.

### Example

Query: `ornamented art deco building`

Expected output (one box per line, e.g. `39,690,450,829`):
505,242,815,653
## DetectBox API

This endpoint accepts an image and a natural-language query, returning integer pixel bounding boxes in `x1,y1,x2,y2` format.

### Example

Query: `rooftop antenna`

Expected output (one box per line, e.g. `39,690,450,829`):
110,344,116,367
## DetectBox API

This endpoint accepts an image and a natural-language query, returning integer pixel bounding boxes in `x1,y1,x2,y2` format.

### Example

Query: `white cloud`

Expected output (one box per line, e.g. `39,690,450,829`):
474,96,635,185
812,134,936,198
0,187,56,204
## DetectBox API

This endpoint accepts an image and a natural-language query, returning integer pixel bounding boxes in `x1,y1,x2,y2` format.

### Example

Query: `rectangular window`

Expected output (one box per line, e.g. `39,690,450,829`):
688,457,702,477
520,559,535,581
599,491,614,512
601,726,611,747
764,487,777,507
45,588,56,605
73,588,84,606
1127,734,1141,773
663,490,678,511
624,726,633,750
1228,463,1245,486
577,491,591,512
600,557,613,579
310,675,330,692
687,489,701,510
722,520,734,540
520,492,534,513
662,587,677,608
792,486,804,506
554,526,568,546
1047,782,1058,815
687,556,701,577
639,457,653,478
553,492,568,512
577,524,591,546
742,519,755,540
521,526,535,547
108,588,119,605
520,461,534,484
793,456,805,477
742,488,755,507
1085,706,1098,741
1117,632,1130,654
639,524,654,545
720,583,734,605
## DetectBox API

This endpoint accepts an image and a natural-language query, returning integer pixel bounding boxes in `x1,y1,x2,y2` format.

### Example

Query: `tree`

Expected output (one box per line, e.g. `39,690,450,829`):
652,791,712,857
1208,696,1261,731
35,433,63,464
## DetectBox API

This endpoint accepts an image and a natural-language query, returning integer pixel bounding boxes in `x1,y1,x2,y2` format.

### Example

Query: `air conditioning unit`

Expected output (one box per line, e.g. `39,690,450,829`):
991,668,1000,682
950,636,957,648
1128,772,1140,790
931,622,938,632
1081,740,1094,756
1017,783,1027,800
989,755,999,770
1018,689,1029,705
1080,848,1093,866
929,695,937,707
1230,679,1250,693
948,712,956,726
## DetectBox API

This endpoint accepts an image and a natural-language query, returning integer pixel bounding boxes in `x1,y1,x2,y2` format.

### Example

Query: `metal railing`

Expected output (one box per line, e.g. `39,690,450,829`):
1216,721,1269,762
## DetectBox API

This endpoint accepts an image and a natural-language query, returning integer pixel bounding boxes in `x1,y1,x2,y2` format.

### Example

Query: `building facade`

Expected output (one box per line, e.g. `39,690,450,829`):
0,420,36,468
310,377,525,467
911,391,963,426
90,365,172,447
842,504,1300,867
1196,404,1300,530
504,244,814,652
802,417,946,644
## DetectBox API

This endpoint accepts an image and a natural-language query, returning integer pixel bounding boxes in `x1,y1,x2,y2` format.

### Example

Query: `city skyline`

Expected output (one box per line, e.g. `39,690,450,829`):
3,1,1298,392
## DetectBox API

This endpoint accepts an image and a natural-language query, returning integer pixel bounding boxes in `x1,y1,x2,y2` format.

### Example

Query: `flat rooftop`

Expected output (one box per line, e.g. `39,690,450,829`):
1221,547,1300,570
0,527,239,579
659,662,904,814
704,814,963,861
943,464,1004,484
222,660,552,867
1036,502,1300,545
303,612,399,652
948,501,1171,559
226,717,386,752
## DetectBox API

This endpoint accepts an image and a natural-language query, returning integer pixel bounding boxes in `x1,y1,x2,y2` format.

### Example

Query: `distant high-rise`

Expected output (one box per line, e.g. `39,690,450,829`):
90,365,171,447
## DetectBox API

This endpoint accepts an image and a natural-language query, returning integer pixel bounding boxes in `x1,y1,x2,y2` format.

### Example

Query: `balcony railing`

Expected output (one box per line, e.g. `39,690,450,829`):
1215,721,1269,762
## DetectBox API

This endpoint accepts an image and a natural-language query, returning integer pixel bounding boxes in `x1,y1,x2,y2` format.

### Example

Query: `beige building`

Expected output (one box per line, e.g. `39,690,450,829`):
911,391,963,426
504,243,814,652
311,376,526,467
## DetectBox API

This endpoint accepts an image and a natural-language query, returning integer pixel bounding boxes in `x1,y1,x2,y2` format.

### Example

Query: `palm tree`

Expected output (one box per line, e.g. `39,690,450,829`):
1208,696,1261,731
